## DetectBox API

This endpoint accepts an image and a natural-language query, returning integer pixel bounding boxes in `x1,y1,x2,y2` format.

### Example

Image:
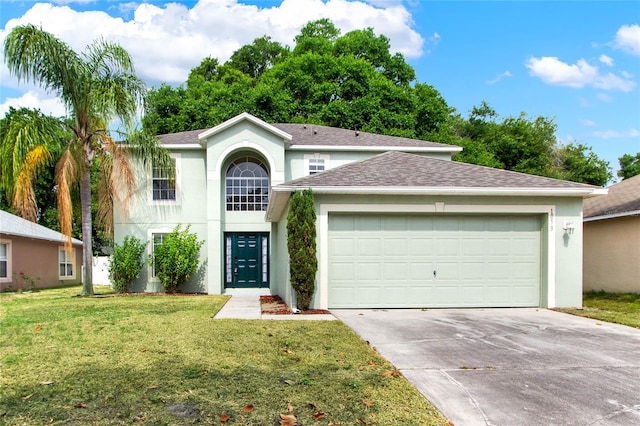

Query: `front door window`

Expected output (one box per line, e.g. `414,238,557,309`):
224,233,269,288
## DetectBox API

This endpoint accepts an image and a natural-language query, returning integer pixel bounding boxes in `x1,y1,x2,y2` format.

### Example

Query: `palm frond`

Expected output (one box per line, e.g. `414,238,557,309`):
55,149,78,252
3,24,80,112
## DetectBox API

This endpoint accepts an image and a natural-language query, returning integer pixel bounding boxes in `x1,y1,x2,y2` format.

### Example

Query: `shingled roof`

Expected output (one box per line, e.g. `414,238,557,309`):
583,174,640,220
271,123,458,150
0,210,83,245
156,115,459,152
278,151,600,191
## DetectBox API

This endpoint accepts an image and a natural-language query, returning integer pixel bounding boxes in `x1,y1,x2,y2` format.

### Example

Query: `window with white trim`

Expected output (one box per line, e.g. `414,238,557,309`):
304,154,330,176
150,232,168,278
225,157,270,211
59,248,75,279
0,241,10,282
149,154,181,205
152,158,176,200
309,158,325,174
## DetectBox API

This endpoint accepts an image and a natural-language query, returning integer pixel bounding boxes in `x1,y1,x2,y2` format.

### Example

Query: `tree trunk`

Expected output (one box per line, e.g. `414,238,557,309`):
80,165,94,296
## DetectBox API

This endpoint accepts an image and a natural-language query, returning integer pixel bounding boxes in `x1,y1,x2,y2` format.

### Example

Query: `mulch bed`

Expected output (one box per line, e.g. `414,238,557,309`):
260,295,331,315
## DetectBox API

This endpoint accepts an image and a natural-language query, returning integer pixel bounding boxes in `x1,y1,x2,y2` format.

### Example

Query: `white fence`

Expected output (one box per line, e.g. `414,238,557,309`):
92,256,112,286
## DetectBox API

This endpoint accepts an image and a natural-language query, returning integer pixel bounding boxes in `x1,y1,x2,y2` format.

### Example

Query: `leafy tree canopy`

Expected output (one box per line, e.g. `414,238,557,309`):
142,19,611,185
618,152,640,180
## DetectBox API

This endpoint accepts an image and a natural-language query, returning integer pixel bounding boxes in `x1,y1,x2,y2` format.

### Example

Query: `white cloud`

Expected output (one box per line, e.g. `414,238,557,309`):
486,70,512,85
597,92,613,103
592,128,639,139
526,56,636,92
613,24,640,56
0,0,424,88
599,54,613,66
0,91,66,118
580,119,596,127
578,97,592,108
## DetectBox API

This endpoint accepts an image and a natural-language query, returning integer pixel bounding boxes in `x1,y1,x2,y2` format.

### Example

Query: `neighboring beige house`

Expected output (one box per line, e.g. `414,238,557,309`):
0,210,83,291
583,175,640,293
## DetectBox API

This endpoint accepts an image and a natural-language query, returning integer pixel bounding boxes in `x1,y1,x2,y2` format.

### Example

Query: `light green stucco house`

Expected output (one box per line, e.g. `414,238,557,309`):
114,112,605,309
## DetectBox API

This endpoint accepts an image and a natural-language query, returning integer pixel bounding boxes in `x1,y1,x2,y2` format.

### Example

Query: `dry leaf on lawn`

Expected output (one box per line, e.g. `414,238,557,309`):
243,404,254,413
279,413,297,425
220,413,230,422
34,325,42,332
314,411,325,420
287,403,294,412
73,403,87,409
363,401,374,407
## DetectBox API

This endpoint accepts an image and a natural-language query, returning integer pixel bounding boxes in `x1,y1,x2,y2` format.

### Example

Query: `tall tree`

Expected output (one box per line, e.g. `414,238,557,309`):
2,24,171,296
618,152,640,180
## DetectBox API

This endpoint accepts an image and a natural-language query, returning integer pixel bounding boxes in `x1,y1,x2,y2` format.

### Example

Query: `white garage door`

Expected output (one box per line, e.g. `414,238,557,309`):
328,214,541,308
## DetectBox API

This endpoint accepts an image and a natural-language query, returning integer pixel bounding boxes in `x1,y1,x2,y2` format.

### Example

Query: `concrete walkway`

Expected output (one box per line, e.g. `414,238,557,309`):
214,294,336,320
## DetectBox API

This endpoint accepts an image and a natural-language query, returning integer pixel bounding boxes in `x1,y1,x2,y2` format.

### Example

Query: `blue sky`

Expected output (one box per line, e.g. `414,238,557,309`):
1,0,638,179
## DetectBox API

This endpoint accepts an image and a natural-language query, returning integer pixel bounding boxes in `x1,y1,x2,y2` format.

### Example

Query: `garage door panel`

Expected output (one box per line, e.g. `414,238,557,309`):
462,238,485,255
409,238,434,255
328,214,540,308
384,262,408,280
409,262,432,280
436,238,459,256
357,238,381,256
356,262,381,280
384,238,407,255
487,239,511,256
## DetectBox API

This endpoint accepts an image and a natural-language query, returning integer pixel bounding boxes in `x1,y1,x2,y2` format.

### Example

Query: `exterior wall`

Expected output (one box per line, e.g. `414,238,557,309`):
285,150,452,181
303,194,584,309
272,206,295,307
0,234,82,290
203,122,286,294
114,148,208,293
583,216,640,293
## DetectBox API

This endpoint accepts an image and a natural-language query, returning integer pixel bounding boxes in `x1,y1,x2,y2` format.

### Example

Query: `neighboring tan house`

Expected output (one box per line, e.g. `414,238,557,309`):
0,210,83,291
583,175,640,293
114,112,605,309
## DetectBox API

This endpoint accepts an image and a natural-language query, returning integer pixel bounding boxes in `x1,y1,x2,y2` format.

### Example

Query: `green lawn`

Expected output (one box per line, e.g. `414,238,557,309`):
557,291,640,329
0,286,448,425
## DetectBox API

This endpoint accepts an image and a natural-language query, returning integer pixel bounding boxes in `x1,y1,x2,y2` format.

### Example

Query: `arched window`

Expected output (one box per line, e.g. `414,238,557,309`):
225,157,269,211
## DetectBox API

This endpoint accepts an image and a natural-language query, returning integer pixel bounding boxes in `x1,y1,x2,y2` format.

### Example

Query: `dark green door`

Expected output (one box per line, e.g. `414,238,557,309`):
224,233,269,288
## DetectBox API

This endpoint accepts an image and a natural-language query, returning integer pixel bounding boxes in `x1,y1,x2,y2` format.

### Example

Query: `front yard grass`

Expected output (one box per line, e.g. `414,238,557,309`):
557,291,640,329
0,286,448,425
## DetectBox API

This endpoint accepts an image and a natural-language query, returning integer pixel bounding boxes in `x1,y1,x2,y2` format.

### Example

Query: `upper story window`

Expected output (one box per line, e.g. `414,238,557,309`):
309,158,325,174
225,157,269,211
59,247,75,279
149,154,181,205
152,159,176,200
304,154,330,176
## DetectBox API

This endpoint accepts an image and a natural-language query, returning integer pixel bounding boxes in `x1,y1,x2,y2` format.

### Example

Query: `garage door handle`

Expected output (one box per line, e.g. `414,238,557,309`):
433,270,436,278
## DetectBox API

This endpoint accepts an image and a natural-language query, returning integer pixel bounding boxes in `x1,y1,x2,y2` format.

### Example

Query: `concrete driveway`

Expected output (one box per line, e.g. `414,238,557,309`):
332,308,640,425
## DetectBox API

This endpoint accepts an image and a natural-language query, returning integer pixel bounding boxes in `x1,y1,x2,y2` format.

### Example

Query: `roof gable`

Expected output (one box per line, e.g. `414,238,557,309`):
198,112,292,143
584,174,640,220
0,210,83,245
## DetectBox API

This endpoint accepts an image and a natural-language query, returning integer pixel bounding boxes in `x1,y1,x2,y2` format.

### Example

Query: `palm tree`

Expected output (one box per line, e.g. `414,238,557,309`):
2,24,172,296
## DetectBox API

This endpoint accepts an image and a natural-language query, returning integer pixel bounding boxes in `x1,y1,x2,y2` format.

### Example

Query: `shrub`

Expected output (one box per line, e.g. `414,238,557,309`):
287,189,317,310
152,225,204,293
109,236,147,293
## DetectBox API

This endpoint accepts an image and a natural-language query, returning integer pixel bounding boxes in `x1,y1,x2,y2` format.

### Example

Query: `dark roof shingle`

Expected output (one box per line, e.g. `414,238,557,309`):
583,174,640,218
281,151,598,190
272,123,456,149
156,122,458,150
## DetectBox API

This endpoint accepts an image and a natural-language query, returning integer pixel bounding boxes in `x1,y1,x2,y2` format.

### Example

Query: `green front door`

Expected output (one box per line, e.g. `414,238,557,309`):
224,233,269,288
